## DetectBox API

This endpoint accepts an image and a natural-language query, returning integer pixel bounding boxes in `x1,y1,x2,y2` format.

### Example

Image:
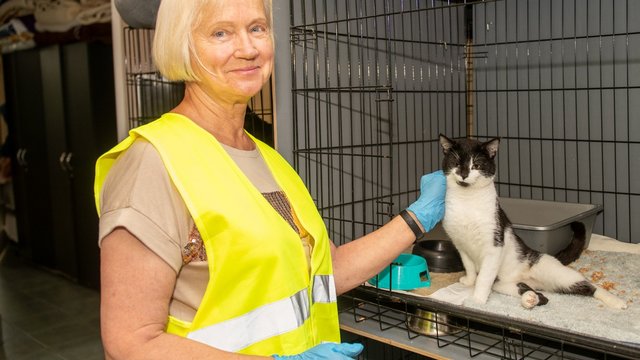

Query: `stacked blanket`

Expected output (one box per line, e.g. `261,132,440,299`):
0,0,110,38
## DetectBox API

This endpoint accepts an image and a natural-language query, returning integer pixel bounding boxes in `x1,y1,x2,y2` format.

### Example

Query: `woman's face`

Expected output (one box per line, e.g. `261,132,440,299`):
190,0,273,102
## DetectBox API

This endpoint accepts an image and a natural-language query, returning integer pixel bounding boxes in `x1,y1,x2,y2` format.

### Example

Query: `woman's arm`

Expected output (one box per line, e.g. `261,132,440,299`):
330,171,446,295
100,228,271,360
330,214,418,295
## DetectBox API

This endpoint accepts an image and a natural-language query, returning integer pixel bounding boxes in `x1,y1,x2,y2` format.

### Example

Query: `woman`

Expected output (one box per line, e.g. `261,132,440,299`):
95,0,446,359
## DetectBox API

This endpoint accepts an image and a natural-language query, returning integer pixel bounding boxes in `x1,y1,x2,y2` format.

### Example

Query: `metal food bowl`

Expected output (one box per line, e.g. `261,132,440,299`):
407,308,461,336
412,239,463,273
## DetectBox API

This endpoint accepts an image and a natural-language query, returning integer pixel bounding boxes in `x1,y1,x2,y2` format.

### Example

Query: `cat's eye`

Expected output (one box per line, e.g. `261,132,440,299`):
471,164,478,170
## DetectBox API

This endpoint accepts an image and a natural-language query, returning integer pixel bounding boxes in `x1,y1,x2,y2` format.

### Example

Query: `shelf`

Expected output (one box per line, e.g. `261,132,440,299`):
340,312,494,360
338,288,638,360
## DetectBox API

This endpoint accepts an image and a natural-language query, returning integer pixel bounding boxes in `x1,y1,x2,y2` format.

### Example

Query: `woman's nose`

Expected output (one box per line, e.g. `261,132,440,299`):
235,32,259,58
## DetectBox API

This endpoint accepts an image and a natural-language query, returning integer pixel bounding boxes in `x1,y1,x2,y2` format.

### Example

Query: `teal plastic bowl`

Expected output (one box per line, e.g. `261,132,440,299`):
368,253,431,290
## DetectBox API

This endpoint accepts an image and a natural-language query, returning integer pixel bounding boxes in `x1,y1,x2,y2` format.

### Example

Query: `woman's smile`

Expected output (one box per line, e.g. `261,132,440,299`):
229,65,261,74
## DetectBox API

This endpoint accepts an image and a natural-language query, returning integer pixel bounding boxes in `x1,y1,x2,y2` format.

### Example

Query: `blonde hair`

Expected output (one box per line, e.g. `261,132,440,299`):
152,0,273,82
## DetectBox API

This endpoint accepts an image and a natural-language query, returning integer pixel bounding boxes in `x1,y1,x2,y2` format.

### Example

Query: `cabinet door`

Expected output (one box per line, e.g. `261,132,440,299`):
40,45,78,279
61,41,116,289
3,49,55,267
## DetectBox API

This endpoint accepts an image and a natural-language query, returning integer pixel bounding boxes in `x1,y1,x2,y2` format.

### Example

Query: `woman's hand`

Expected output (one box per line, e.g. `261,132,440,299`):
406,170,446,232
273,342,363,359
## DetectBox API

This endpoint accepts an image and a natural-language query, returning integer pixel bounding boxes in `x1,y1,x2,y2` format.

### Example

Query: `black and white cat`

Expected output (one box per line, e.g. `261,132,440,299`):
439,134,627,310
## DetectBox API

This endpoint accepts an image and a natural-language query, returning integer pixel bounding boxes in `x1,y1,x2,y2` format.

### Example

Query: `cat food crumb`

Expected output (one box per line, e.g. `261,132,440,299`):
591,271,604,282
601,281,615,290
578,267,589,273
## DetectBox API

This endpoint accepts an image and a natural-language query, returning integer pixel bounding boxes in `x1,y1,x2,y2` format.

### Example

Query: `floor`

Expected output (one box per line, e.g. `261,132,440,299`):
0,243,103,360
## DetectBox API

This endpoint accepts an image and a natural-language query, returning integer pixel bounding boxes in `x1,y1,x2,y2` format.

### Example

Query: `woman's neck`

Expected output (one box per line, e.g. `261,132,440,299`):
172,88,255,150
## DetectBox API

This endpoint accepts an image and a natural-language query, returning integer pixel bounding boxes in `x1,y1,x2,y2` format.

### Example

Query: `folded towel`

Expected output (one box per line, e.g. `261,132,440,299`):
0,0,35,24
76,2,110,26
33,0,82,32
33,0,110,33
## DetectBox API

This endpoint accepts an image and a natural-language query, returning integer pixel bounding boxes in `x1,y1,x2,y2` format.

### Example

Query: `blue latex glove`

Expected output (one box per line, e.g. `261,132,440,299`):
273,342,364,359
406,170,446,233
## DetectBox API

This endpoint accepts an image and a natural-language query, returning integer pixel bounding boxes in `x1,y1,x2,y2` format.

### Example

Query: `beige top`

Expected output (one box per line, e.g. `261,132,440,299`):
98,138,312,322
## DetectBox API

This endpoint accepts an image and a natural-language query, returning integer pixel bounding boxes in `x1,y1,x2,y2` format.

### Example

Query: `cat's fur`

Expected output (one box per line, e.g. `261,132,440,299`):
439,134,627,309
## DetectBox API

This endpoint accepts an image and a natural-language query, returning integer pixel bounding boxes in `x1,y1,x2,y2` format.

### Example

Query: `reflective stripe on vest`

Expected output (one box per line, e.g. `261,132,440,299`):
188,288,310,352
187,274,336,351
313,275,337,304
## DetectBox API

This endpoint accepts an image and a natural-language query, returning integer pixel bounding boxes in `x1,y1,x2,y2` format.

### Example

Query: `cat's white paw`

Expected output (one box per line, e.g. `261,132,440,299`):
520,291,539,309
595,288,628,309
470,293,488,304
459,275,476,287
469,288,490,304
605,296,628,310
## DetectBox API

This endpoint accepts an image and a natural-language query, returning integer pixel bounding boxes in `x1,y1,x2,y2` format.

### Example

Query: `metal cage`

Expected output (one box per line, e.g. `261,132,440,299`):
290,0,639,245
290,0,640,359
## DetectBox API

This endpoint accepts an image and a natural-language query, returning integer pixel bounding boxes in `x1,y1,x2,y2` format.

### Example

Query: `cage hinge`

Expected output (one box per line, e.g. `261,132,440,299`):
290,26,317,48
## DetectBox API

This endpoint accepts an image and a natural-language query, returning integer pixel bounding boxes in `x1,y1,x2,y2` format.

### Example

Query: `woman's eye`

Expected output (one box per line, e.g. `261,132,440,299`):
213,30,226,38
251,24,268,35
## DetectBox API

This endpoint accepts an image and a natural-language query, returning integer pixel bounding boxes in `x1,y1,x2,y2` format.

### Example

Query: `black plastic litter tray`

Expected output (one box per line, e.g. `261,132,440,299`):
498,197,603,255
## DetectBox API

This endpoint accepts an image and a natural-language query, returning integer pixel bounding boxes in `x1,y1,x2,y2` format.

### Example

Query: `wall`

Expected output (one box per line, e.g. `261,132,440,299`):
471,0,640,242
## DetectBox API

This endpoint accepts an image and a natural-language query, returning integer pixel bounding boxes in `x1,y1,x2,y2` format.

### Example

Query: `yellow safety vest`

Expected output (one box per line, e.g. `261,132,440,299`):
94,113,340,355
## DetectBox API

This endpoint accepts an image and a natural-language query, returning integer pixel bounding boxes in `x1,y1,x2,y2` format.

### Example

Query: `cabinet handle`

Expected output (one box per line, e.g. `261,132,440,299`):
19,148,28,168
16,148,23,167
65,152,73,172
59,152,68,171
16,149,23,167
59,152,74,176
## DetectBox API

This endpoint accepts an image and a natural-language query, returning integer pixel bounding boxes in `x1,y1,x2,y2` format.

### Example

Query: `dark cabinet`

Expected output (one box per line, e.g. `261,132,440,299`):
3,48,54,269
3,40,117,289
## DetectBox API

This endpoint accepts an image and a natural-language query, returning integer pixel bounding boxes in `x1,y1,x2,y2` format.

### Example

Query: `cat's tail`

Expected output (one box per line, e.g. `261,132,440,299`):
553,221,586,265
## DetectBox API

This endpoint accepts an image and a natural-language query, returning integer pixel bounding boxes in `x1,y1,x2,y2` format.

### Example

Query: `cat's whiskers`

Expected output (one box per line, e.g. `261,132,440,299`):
452,151,461,162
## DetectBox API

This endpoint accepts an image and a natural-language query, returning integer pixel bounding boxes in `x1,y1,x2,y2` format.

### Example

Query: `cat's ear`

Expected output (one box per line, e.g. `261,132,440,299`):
483,138,500,158
439,134,454,154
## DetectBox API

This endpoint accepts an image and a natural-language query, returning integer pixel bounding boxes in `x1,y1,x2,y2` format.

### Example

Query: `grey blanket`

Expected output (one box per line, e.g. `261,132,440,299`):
464,249,640,344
